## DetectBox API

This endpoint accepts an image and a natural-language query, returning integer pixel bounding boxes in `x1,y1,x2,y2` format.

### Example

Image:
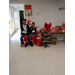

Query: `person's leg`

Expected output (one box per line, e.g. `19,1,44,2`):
20,34,26,46
29,33,34,41
31,35,34,42
30,35,34,46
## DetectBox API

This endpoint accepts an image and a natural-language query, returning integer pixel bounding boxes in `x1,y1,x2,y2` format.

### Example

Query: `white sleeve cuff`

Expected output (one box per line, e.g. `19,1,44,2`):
32,30,35,33
23,31,27,33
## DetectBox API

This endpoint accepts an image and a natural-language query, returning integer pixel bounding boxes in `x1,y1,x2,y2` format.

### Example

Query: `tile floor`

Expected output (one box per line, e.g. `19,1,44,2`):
9,30,65,75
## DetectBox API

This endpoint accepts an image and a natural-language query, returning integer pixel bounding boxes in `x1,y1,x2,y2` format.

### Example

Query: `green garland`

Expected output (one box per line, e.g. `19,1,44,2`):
42,28,51,48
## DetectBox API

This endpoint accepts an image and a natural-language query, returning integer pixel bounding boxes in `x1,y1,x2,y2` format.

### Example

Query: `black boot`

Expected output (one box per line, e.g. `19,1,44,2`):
30,41,33,46
25,42,28,47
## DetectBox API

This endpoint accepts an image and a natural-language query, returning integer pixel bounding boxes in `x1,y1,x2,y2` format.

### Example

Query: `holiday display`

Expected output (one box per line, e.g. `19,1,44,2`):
36,26,40,32
55,24,65,33
55,26,60,31
40,27,44,33
51,37,57,45
37,33,42,39
36,32,42,46
27,20,31,24
42,22,52,48
58,26,65,32
51,26,55,32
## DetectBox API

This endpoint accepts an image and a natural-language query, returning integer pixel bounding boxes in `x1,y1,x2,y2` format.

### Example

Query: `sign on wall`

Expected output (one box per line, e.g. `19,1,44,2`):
59,7,65,11
25,5,32,16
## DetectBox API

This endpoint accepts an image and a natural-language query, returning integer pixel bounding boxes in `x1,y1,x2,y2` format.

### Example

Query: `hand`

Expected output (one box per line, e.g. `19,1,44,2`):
31,28,32,30
23,31,27,33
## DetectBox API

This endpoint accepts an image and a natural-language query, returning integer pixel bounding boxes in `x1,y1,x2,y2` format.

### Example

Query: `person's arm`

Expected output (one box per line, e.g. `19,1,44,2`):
21,24,23,33
27,24,30,35
32,27,36,34
34,28,36,34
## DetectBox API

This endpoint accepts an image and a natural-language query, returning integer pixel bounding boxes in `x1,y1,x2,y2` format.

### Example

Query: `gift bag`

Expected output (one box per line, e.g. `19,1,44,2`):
51,27,55,32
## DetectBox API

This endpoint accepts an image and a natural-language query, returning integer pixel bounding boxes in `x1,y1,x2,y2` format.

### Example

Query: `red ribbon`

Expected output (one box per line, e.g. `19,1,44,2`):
44,22,52,32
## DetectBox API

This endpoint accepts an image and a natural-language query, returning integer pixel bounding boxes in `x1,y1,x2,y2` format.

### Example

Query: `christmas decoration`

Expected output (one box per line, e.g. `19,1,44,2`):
36,38,42,46
36,26,40,32
51,27,55,32
40,27,44,33
36,32,42,46
38,33,42,39
42,22,52,48
27,20,31,24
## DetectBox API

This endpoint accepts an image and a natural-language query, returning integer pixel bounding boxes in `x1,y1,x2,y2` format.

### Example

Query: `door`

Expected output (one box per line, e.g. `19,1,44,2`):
14,8,18,30
19,10,24,29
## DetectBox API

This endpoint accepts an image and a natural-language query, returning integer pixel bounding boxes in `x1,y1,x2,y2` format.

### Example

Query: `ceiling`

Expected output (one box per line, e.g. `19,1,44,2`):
9,4,24,7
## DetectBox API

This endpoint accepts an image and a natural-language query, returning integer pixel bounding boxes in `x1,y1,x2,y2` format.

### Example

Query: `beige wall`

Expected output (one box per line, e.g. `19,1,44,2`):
9,1,65,28
10,0,65,40
23,0,65,40
24,0,65,28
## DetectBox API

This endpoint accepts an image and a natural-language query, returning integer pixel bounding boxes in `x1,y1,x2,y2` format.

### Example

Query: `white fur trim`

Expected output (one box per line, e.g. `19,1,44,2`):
24,41,28,44
31,40,34,42
37,37,41,39
29,22,31,23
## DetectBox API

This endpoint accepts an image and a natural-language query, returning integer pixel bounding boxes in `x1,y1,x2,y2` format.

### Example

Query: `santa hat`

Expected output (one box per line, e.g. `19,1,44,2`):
27,20,31,24
36,26,39,28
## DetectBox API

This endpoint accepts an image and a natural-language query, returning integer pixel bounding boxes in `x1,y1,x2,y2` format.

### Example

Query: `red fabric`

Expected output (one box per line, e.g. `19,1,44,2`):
31,35,34,41
27,20,31,24
23,35,28,42
51,27,55,32
23,34,36,45
59,26,65,30
44,22,52,32
63,27,65,29
25,5,32,9
36,38,42,46
44,22,48,32
31,35,35,45
57,26,60,30
48,23,52,30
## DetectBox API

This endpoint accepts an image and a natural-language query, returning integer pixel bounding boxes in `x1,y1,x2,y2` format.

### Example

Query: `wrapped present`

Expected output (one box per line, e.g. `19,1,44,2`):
59,26,65,30
58,26,65,33
55,26,60,31
51,27,55,32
